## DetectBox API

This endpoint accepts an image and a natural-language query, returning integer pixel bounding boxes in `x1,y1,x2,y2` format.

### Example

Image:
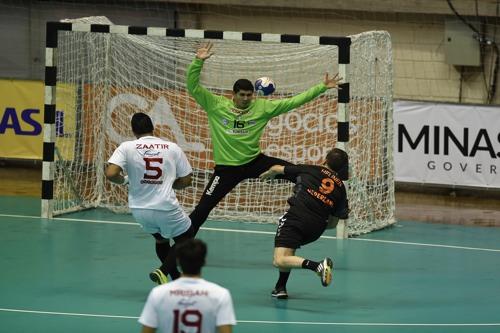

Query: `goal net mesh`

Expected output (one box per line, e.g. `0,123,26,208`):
52,26,394,235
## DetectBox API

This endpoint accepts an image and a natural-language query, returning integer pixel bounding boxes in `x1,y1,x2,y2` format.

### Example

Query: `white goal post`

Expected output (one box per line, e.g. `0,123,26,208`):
42,21,395,236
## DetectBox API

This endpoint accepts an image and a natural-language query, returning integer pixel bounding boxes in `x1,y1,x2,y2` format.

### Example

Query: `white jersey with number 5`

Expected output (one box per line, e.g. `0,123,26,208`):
108,136,192,211
139,277,237,333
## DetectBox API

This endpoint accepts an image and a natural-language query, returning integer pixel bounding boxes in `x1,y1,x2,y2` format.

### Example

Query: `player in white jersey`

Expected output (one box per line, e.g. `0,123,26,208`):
106,112,193,284
139,239,236,333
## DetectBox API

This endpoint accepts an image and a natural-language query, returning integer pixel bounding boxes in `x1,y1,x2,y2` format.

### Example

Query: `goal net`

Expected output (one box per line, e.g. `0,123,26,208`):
46,24,395,235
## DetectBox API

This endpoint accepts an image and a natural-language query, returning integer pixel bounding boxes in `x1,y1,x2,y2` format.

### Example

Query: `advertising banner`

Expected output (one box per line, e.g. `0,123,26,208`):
394,100,500,188
4,79,499,189
82,85,339,170
0,79,76,160
0,79,43,159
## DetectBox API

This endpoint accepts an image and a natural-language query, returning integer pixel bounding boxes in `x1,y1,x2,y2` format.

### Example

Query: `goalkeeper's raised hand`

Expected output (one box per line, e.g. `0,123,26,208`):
196,42,214,60
324,72,343,90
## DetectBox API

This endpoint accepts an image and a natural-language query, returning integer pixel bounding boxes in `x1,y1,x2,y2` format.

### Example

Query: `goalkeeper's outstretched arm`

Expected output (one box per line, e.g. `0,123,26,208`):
186,42,219,111
267,72,343,117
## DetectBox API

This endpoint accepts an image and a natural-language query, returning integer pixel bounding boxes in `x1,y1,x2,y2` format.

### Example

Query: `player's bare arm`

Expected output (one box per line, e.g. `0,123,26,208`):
324,72,343,89
140,325,156,333
196,41,214,60
217,324,233,333
259,165,285,180
172,173,193,190
105,163,128,185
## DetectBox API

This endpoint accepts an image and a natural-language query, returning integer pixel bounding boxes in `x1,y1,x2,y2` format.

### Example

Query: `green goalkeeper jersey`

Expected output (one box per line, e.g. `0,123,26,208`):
187,58,328,166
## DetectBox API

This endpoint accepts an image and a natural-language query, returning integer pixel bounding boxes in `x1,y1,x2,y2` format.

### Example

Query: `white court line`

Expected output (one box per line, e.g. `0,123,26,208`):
0,308,499,326
0,308,136,319
1,213,500,253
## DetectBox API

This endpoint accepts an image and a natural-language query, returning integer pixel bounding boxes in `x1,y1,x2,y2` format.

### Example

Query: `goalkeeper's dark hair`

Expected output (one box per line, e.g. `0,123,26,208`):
326,148,348,174
233,79,254,93
131,112,154,135
176,238,207,275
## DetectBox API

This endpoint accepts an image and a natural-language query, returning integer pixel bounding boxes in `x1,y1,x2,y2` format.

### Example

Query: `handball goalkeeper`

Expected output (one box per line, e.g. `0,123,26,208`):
187,42,343,234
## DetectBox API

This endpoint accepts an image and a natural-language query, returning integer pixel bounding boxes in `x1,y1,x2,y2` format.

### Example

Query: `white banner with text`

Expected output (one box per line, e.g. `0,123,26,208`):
394,100,500,188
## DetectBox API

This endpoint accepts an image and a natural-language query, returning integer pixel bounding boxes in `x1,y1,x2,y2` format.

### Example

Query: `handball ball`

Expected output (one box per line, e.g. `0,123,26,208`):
255,77,276,96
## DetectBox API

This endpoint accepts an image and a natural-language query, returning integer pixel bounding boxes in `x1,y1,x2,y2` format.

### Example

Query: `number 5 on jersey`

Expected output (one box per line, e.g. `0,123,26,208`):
143,157,163,180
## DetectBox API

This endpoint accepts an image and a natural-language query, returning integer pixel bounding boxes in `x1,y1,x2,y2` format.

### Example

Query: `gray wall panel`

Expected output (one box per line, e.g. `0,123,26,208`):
0,1,176,80
0,4,32,78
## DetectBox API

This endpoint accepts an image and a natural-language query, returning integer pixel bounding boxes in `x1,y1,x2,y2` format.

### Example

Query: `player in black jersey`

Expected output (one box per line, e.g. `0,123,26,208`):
260,148,349,299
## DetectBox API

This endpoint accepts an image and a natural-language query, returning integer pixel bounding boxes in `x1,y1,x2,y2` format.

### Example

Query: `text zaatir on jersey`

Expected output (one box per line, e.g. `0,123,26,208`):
136,143,169,149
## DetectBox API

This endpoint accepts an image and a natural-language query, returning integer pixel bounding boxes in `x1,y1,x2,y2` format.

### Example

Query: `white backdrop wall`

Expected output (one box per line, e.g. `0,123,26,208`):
394,100,500,188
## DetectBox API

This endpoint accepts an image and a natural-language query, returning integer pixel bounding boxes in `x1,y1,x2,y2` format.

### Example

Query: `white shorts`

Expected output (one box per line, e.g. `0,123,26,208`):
131,207,191,239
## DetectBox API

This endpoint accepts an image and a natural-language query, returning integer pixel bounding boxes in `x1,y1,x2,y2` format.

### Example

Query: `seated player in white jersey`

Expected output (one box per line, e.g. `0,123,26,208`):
260,148,349,299
139,239,236,333
106,112,193,284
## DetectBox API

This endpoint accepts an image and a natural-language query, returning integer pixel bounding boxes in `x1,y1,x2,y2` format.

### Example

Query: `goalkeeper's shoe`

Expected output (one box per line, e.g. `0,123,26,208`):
149,269,168,285
271,286,288,299
316,257,333,287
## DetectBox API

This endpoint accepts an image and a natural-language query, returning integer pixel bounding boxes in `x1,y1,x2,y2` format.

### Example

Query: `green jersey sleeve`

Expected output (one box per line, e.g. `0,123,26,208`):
265,83,328,118
186,58,221,112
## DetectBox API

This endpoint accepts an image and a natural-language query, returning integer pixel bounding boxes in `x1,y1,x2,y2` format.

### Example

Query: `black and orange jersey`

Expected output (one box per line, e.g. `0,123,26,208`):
284,164,348,223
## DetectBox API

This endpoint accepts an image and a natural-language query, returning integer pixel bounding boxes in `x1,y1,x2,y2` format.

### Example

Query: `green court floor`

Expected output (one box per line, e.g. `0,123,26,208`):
0,196,499,333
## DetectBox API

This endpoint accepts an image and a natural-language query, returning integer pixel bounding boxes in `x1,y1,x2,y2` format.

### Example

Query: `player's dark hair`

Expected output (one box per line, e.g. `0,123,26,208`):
233,79,254,93
131,112,154,135
326,148,348,174
176,239,207,275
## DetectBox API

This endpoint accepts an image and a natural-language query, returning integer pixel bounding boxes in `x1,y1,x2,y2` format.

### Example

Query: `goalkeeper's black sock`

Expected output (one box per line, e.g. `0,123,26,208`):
159,263,181,280
155,242,170,262
163,266,180,280
275,271,291,289
301,259,320,272
156,242,181,279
